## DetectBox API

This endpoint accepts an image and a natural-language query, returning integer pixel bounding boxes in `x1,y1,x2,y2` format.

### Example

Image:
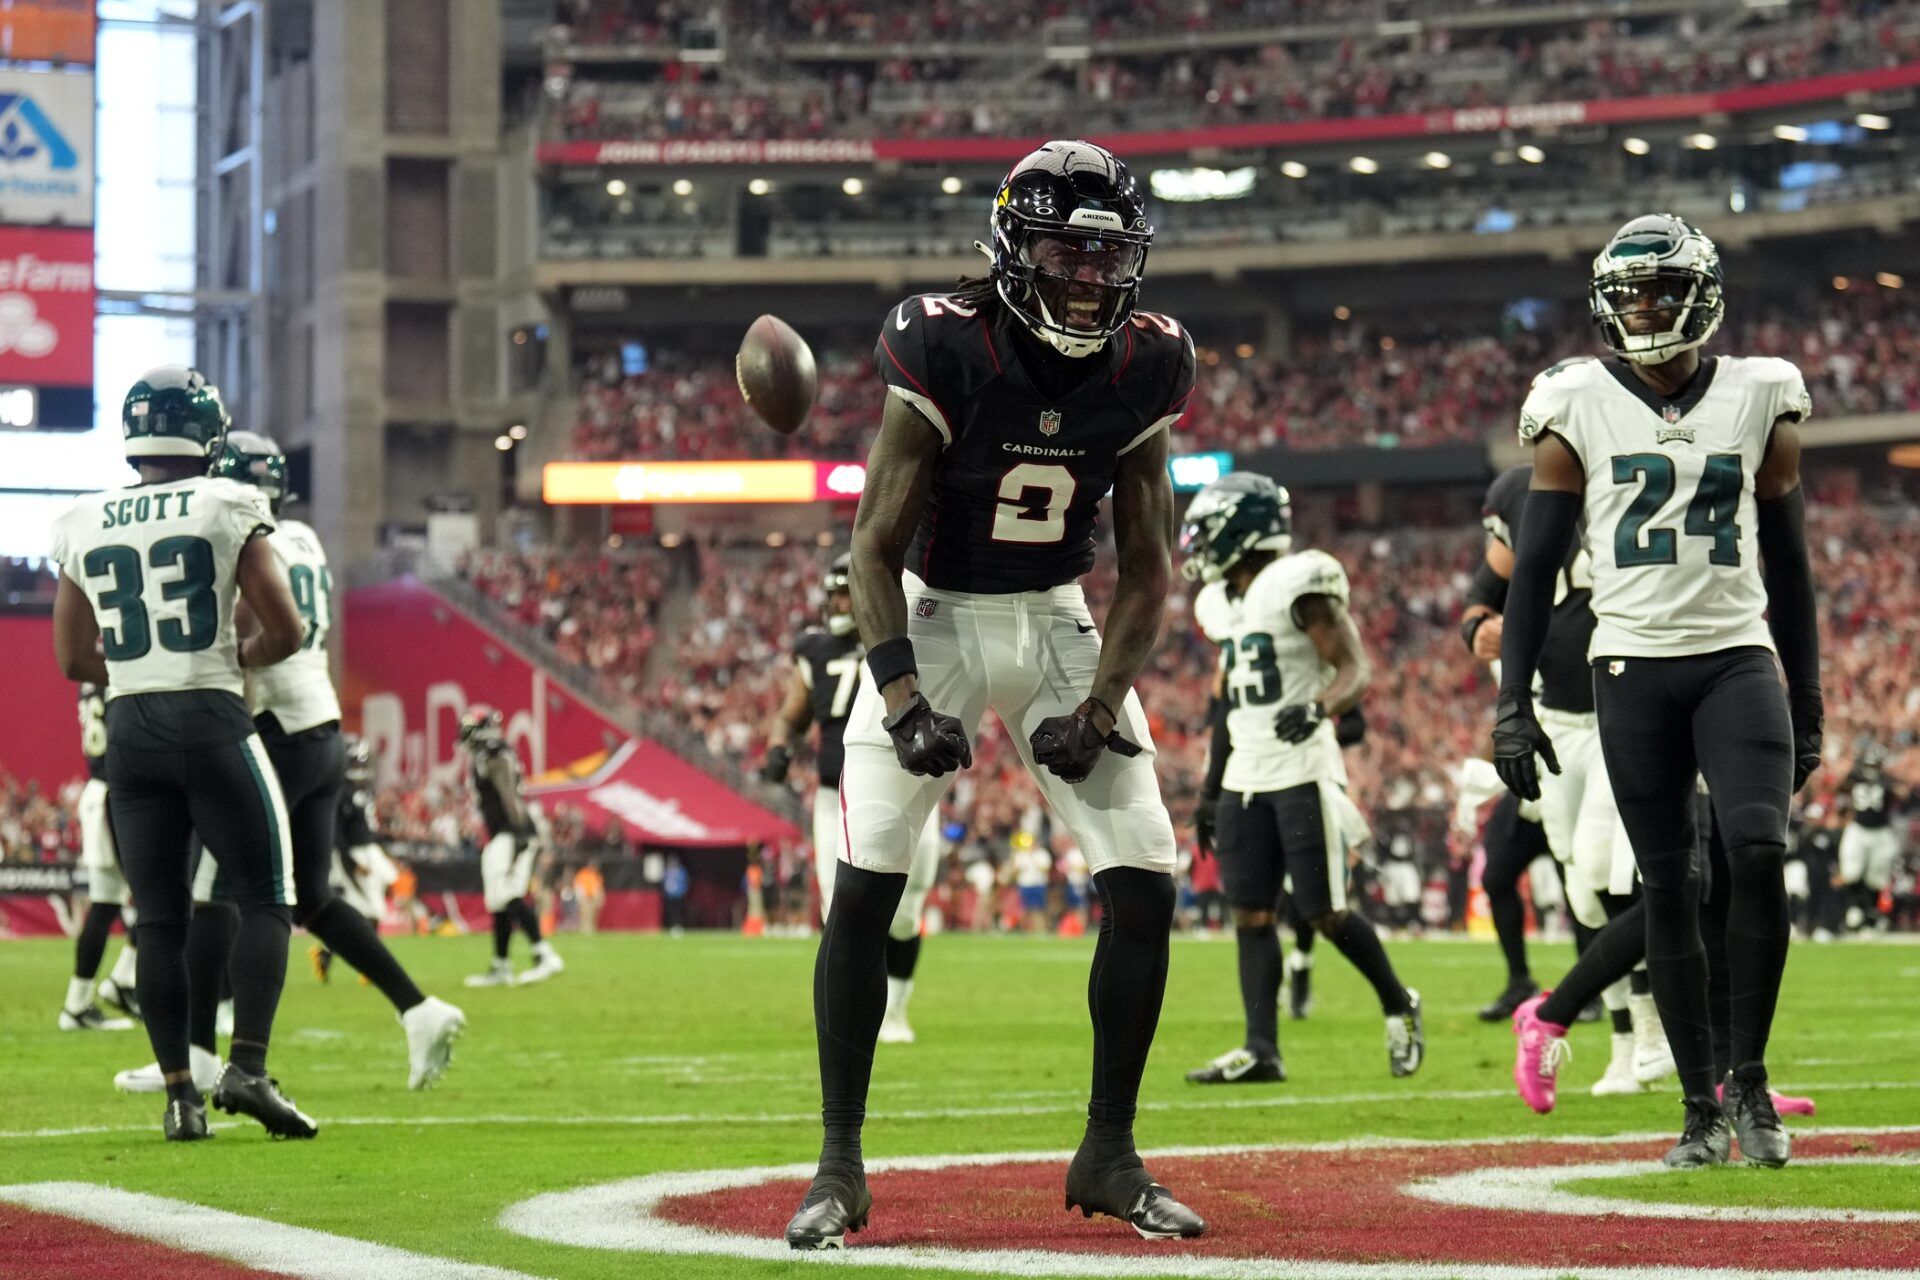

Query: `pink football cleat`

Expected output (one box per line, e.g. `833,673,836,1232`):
1717,1080,1815,1117
1513,993,1571,1115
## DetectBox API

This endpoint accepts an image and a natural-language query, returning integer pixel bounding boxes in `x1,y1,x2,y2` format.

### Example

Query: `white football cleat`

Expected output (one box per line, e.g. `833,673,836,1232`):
518,946,564,986
401,996,467,1090
59,1004,134,1032
1591,1031,1644,1096
115,1044,221,1095
1628,993,1676,1085
464,961,516,989
877,1011,916,1044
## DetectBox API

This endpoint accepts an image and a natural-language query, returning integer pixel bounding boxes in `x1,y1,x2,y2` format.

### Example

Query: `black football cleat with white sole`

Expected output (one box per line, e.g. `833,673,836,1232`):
785,1166,871,1250
1725,1067,1792,1167
1386,990,1425,1077
1477,978,1539,1023
1185,1046,1285,1085
1664,1095,1732,1168
163,1097,211,1142
212,1065,318,1139
1064,1144,1206,1240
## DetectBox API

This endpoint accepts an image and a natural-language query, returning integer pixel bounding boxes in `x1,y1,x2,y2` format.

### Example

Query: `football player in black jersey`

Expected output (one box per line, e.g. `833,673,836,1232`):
1837,745,1901,932
1465,464,1673,1094
763,553,943,1042
786,140,1204,1249
61,681,141,1031
462,710,563,987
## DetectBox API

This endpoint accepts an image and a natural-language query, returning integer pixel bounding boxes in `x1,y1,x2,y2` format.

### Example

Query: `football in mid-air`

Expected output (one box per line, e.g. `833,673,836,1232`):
736,314,817,436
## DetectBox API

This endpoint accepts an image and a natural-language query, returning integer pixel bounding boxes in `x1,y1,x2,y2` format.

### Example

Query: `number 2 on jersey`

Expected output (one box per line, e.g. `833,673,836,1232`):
1611,453,1742,568
83,536,219,661
1220,633,1282,707
991,463,1075,544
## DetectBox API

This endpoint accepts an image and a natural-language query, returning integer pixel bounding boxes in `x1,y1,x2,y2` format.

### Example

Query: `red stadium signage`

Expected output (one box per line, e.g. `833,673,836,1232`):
538,61,1920,167
0,225,93,387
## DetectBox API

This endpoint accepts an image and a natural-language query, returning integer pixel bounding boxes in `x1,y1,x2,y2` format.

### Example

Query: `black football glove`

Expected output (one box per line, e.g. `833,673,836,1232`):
1492,690,1560,802
883,692,971,778
759,744,792,785
1030,697,1142,784
1194,795,1219,857
1274,700,1328,745
1789,688,1824,793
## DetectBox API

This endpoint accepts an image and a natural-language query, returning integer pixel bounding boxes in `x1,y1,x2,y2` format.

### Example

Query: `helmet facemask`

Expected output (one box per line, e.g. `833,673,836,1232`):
1178,480,1292,583
1590,216,1724,367
996,223,1148,359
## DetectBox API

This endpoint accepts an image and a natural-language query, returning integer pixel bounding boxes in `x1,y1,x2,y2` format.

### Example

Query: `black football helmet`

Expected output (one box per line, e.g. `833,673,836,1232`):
989,140,1152,358
823,552,855,638
343,734,373,785
209,430,290,513
458,708,504,751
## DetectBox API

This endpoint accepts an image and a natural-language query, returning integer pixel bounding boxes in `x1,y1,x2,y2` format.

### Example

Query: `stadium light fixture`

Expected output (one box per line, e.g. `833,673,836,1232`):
1833,276,1850,290
1422,151,1451,170
494,435,513,452
816,530,835,546
1857,113,1892,130
766,531,788,547
1235,343,1254,358
671,179,693,197
1683,133,1717,150
1348,156,1379,174
1279,160,1308,179
1622,137,1651,155
1516,145,1545,164
1334,305,1352,320
1877,271,1904,288
1773,124,1809,142
659,532,683,548
842,177,864,196
941,175,963,195
508,423,528,441
1150,167,1257,200
605,179,628,196
747,178,771,196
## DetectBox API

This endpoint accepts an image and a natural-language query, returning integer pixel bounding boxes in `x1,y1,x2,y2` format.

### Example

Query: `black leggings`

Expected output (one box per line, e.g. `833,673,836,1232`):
262,726,347,926
1482,791,1550,983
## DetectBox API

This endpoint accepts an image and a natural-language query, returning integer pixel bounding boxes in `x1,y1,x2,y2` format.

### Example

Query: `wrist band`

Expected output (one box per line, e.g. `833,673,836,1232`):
867,636,918,691
1460,612,1487,651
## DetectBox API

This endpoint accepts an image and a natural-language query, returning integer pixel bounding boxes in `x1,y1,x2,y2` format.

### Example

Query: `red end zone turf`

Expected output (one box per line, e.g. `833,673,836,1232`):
0,1205,292,1280
660,1130,1920,1272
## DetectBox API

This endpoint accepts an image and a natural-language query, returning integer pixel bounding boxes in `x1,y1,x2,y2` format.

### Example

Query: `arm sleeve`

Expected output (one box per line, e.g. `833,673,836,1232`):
1496,488,1582,701
1200,696,1231,802
1756,486,1821,703
1464,556,1509,615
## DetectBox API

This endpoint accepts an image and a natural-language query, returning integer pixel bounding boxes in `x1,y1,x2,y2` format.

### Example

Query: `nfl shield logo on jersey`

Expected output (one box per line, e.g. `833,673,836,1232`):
1038,409,1062,436
915,598,937,619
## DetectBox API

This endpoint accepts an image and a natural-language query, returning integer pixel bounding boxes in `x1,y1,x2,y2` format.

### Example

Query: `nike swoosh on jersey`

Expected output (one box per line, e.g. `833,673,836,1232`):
896,305,913,330
1076,623,1097,634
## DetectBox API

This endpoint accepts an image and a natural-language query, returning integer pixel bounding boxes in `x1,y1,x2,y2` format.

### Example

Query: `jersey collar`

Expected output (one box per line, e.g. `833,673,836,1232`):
998,308,1125,404
1604,355,1719,424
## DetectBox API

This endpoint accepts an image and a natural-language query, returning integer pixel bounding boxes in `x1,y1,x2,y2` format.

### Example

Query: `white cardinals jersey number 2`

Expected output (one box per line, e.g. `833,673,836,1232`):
1518,355,1810,660
247,518,342,732
1194,549,1351,795
50,477,275,699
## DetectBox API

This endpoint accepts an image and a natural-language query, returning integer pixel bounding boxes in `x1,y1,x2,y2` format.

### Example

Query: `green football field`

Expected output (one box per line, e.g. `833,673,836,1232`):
3,930,1918,1278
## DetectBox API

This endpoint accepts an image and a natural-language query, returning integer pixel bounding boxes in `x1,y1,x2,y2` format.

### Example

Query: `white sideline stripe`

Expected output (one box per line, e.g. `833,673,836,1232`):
497,1126,1920,1280
0,1182,548,1280
1407,1155,1920,1224
7,1080,1918,1141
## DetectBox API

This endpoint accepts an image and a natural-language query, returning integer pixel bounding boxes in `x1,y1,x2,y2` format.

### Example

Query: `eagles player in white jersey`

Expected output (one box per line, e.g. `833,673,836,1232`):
762,553,943,1043
50,367,314,1141
59,681,141,1031
1179,474,1423,1085
209,432,466,1088
1497,216,1820,1169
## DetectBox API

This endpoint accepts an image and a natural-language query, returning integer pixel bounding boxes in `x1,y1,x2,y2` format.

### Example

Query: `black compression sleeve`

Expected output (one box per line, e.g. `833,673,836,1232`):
1465,556,1510,615
1756,486,1821,700
1201,697,1230,801
1496,489,1582,701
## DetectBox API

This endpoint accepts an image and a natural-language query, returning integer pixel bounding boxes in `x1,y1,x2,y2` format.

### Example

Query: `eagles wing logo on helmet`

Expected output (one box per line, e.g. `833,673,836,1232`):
120,365,231,460
989,140,1153,359
1590,214,1725,366
1179,472,1293,583
209,430,291,511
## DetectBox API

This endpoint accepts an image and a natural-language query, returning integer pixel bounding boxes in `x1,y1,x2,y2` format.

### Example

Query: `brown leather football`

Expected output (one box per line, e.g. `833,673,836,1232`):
735,314,818,436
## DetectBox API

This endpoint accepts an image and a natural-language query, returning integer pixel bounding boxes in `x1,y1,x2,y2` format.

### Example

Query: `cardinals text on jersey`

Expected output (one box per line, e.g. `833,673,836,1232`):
1517,354,1810,660
1194,549,1351,795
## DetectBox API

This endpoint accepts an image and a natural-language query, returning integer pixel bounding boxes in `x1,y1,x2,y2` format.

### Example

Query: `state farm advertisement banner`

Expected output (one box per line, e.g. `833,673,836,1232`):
343,579,629,787
0,225,92,387
0,613,84,791
0,67,93,225
538,61,1920,167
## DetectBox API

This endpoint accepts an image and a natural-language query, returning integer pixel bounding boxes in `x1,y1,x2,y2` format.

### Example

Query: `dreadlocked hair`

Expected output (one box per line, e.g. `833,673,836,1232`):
952,274,1000,310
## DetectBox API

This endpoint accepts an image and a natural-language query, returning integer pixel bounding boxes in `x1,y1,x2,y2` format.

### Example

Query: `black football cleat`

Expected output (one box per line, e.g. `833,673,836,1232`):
1386,989,1425,1078
1064,1144,1206,1240
1477,977,1539,1023
1185,1047,1285,1085
1287,956,1314,1020
212,1065,318,1139
163,1097,211,1142
99,977,142,1021
1575,999,1603,1024
1664,1095,1732,1168
1725,1067,1792,1167
785,1166,871,1250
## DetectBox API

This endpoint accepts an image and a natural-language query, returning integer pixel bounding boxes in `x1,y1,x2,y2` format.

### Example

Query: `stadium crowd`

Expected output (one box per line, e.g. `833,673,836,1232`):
564,287,1920,461
544,0,1920,143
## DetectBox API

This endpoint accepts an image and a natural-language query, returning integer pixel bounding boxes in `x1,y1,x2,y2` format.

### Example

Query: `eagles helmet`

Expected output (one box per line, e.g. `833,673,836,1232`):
209,430,290,513
823,552,855,638
1590,214,1724,366
989,140,1152,359
458,708,504,751
121,366,231,459
343,734,373,785
1180,472,1292,583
